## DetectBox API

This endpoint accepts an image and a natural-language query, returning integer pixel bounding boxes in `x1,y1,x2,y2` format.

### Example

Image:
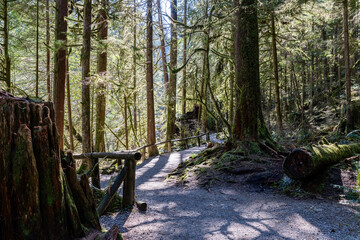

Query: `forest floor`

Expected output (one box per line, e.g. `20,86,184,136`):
100,145,360,240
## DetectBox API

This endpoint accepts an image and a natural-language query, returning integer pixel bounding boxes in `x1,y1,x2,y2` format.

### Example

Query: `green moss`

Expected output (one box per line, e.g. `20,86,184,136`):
219,152,238,162
311,143,360,165
248,141,262,154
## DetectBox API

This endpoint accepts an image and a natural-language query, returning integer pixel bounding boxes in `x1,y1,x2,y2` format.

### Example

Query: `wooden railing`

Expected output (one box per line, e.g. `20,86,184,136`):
72,132,210,214
73,151,141,214
133,132,210,162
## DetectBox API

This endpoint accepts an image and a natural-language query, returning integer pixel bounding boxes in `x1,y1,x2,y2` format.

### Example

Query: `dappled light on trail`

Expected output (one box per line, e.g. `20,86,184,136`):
100,146,360,240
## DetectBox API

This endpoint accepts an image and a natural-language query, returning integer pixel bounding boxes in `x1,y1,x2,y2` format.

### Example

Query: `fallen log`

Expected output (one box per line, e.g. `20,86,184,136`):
283,143,360,180
136,201,147,212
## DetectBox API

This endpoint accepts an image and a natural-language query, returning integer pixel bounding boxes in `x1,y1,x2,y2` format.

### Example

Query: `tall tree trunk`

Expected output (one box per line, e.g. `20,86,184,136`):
94,0,108,188
201,51,208,134
310,51,314,115
229,61,234,130
66,58,74,150
81,0,92,166
283,52,288,120
302,60,306,123
146,0,159,156
271,12,283,133
36,0,39,97
166,0,178,141
233,0,270,141
157,0,169,95
181,0,187,116
343,0,352,129
322,27,329,95
291,62,302,111
200,0,209,136
133,0,137,137
124,96,129,150
332,25,338,87
4,0,10,91
46,0,51,101
53,0,68,149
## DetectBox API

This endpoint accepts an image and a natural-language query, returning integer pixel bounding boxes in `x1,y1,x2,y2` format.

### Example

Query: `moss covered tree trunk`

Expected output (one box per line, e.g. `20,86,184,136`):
0,91,100,240
166,0,178,141
233,0,271,142
94,0,109,189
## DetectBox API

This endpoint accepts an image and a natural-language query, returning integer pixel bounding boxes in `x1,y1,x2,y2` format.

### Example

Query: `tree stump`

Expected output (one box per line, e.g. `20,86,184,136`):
0,91,100,239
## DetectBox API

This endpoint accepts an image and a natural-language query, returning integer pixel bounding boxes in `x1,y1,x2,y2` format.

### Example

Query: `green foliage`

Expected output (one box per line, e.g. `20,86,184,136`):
332,184,360,203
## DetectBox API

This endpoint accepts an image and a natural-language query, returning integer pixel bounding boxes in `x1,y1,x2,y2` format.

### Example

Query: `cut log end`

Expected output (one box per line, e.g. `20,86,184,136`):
136,201,147,212
283,148,314,180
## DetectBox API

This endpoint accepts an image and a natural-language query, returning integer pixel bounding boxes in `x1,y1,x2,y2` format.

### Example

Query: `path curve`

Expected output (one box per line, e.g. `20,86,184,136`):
100,147,360,240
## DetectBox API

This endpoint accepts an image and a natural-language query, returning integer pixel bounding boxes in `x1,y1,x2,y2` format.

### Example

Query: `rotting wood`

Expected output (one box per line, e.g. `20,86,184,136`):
136,201,147,212
0,91,101,239
283,143,360,179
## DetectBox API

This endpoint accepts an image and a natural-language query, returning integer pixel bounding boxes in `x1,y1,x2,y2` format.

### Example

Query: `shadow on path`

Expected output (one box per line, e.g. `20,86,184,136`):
100,146,360,240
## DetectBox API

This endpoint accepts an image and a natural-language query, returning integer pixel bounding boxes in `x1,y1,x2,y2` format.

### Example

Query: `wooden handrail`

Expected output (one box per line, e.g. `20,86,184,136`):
73,132,210,212
73,150,141,160
133,132,209,152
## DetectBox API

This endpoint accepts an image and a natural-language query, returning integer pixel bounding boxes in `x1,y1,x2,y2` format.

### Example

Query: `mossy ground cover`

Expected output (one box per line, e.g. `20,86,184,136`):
168,142,284,189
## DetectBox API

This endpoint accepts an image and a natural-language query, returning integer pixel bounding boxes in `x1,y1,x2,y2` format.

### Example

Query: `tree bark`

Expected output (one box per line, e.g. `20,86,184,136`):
146,0,159,156
233,0,270,141
53,0,68,149
94,0,108,188
4,0,11,91
82,0,92,168
181,0,187,116
157,0,169,95
124,95,129,149
271,12,283,133
301,61,306,123
166,0,178,141
133,0,137,137
46,0,51,101
322,27,329,95
66,57,74,150
0,92,101,239
343,0,352,130
36,0,39,97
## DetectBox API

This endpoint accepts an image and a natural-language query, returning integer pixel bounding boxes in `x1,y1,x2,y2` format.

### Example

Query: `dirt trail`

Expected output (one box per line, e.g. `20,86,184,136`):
100,146,360,240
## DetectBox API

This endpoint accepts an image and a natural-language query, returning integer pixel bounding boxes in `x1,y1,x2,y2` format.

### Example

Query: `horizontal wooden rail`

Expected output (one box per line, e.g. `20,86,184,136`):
133,132,209,152
134,132,210,162
73,132,210,212
73,150,141,161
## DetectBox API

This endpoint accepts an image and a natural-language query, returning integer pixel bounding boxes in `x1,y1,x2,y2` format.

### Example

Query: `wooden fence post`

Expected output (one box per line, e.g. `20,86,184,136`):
123,159,135,208
142,148,146,162
206,132,210,142
197,136,201,146
167,142,171,153
185,139,189,149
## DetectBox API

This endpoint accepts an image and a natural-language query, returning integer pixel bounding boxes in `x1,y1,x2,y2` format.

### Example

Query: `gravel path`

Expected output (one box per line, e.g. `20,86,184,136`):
100,146,360,240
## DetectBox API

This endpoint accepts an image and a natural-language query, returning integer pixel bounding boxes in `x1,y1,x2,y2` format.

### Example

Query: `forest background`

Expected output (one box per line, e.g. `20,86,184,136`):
0,0,359,157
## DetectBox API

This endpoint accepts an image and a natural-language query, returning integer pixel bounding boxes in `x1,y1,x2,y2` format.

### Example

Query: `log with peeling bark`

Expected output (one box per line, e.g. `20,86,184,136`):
283,143,360,180
0,91,103,239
